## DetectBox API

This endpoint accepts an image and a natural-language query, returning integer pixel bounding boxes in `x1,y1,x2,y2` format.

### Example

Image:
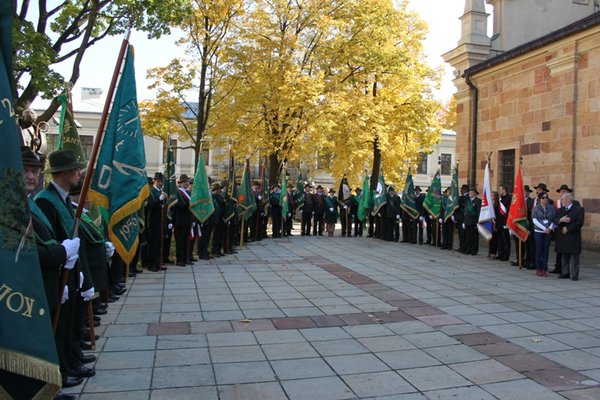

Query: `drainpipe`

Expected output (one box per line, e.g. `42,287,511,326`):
464,73,479,188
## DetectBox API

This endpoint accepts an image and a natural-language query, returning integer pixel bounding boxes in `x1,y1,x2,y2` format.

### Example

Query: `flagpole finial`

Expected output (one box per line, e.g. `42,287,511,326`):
487,152,492,163
519,156,523,165
438,156,441,166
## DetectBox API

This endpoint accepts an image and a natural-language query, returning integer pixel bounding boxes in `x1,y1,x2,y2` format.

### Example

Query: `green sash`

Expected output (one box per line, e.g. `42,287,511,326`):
35,189,75,238
28,198,59,246
80,212,105,245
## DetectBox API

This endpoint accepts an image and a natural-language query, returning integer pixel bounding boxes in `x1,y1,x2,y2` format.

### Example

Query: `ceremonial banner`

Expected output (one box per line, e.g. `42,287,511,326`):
357,174,371,221
280,169,288,218
477,163,495,241
371,172,387,215
261,162,270,215
164,146,177,207
190,151,215,223
89,46,149,264
294,171,304,210
423,169,442,219
400,168,419,219
56,94,86,163
444,164,460,222
507,165,529,241
0,3,61,396
223,150,238,223
338,176,351,205
238,160,257,220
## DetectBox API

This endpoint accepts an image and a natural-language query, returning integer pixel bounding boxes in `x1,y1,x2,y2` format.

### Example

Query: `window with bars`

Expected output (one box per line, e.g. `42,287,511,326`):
440,153,452,175
416,153,427,174
498,149,515,192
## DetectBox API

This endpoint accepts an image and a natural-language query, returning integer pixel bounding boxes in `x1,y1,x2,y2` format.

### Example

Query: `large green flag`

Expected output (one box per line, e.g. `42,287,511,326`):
280,169,288,218
238,159,257,220
423,168,442,219
0,3,61,396
89,45,149,265
357,173,371,221
444,164,459,222
401,168,419,219
294,171,304,210
223,150,238,223
190,151,214,223
371,172,387,215
56,94,86,163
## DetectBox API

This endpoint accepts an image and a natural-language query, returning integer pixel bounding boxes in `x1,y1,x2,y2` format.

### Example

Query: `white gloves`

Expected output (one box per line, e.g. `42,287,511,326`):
329,207,334,212
79,272,84,289
419,216,424,222
439,218,443,224
167,223,173,230
451,215,455,222
61,286,69,304
105,241,115,258
396,215,400,220
81,287,95,302
258,195,263,200
287,213,291,217
429,215,433,220
462,223,466,229
62,238,80,269
159,193,166,201
343,205,348,209
192,222,196,228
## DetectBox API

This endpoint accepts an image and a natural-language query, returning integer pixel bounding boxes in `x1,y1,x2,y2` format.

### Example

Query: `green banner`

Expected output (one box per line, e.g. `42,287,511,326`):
280,169,288,218
371,172,387,215
223,150,238,223
238,160,257,220
56,94,87,163
89,45,149,265
190,151,215,223
444,164,459,222
164,145,177,207
423,168,442,218
400,168,419,219
294,171,304,210
0,4,61,396
357,174,372,222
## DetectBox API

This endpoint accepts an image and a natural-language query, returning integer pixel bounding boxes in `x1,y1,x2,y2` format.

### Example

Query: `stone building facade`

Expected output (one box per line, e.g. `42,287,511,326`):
444,0,600,249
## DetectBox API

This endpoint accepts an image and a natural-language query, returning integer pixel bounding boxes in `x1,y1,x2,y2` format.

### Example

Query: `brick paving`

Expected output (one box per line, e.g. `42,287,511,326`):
65,232,600,399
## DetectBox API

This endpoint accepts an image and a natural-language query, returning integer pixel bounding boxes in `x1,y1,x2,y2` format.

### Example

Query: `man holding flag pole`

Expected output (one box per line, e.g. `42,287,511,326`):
474,157,493,255
506,159,530,269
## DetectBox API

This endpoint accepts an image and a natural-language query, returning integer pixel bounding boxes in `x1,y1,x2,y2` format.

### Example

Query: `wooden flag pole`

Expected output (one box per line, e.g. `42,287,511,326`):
53,30,131,332
519,240,523,270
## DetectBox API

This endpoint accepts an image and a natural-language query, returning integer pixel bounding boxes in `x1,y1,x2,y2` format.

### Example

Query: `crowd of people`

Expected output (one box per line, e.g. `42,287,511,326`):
24,147,586,399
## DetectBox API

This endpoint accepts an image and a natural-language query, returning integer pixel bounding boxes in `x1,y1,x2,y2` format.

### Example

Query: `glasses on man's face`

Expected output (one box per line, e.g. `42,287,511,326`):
541,196,548,199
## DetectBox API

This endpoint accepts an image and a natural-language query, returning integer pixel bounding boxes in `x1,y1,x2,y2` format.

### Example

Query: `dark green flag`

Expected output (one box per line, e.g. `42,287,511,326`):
261,162,270,215
371,172,387,215
164,145,177,207
423,168,442,219
280,169,288,218
190,151,215,223
444,164,459,222
294,171,304,210
56,94,86,163
238,160,257,220
0,3,61,396
89,45,149,265
223,150,238,223
338,175,351,206
401,168,419,219
357,174,372,222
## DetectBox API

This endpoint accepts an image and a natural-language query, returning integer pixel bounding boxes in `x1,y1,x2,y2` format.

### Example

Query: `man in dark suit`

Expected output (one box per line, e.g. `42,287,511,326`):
313,185,326,236
172,174,192,266
35,149,96,386
551,184,580,274
284,184,295,236
270,184,282,238
384,186,401,242
210,183,226,257
413,186,425,244
496,184,511,261
301,184,314,235
145,172,165,271
351,188,362,237
553,192,585,280
464,187,482,255
455,184,469,252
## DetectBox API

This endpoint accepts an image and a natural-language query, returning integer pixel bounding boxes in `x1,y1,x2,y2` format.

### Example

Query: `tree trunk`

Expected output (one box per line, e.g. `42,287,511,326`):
370,136,381,190
268,153,280,186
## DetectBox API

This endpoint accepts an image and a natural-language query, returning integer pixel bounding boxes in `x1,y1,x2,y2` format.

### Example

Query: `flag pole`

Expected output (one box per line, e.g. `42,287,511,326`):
53,29,131,331
255,160,265,241
518,156,523,270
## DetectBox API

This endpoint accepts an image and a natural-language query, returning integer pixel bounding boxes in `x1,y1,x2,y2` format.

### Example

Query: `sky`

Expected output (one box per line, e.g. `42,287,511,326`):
32,1,493,111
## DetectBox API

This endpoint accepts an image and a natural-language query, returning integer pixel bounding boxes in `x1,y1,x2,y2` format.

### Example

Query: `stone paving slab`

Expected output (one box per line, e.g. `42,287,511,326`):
69,234,600,398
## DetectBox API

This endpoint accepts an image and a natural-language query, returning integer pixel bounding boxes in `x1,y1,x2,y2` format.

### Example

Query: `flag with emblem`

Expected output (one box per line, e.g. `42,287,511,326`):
507,164,529,241
0,2,61,396
164,145,177,207
477,162,495,240
223,149,238,223
371,171,387,215
56,94,86,163
294,171,304,210
280,168,288,218
238,159,257,220
337,175,351,206
423,168,442,219
400,167,419,219
88,45,149,264
444,163,460,222
189,150,214,223
357,173,372,221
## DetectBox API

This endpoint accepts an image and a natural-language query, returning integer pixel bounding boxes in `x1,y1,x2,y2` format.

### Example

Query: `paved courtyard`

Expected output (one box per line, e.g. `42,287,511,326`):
66,233,600,400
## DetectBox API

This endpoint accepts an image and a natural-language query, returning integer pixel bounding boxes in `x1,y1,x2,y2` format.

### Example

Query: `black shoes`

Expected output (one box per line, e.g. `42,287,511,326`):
55,390,77,400
79,353,96,364
68,365,96,378
93,308,107,316
558,274,570,279
61,376,84,388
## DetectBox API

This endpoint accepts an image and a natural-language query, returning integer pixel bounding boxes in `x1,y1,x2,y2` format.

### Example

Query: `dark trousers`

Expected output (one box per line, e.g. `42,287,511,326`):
301,212,312,235
211,223,224,254
313,213,324,235
534,232,551,271
562,253,580,278
163,225,172,262
465,224,479,255
401,218,410,242
354,218,363,236
174,224,190,263
497,228,511,260
425,217,433,243
147,222,161,268
248,210,259,240
197,223,212,257
525,231,536,268
340,210,351,236
456,221,466,252
367,214,374,237
442,221,453,249
284,214,293,235
56,289,76,373
272,212,282,237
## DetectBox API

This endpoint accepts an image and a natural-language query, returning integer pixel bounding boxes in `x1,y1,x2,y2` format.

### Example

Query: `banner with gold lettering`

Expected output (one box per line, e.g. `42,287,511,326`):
89,45,149,264
0,3,61,398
